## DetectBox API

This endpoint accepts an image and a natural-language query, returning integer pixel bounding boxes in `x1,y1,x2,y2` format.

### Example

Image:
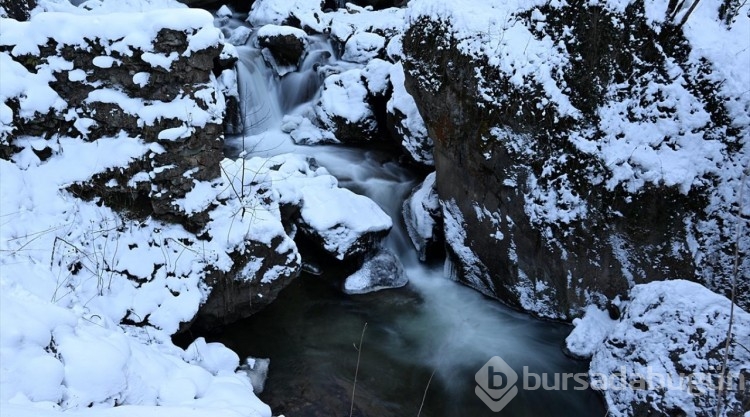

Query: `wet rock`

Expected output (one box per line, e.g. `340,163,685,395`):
239,357,271,394
343,248,407,294
256,24,309,74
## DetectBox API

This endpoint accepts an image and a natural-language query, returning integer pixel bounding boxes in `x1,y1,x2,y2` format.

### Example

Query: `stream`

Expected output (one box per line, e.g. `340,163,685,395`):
211,13,607,417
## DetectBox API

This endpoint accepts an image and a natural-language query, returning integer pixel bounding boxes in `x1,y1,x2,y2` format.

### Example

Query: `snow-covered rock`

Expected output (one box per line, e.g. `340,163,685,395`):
342,31,385,64
247,0,324,27
587,280,750,417
402,0,750,318
403,172,442,261
565,305,618,359
282,115,338,145
314,68,379,143
343,248,407,294
256,24,309,75
0,6,302,417
387,62,433,165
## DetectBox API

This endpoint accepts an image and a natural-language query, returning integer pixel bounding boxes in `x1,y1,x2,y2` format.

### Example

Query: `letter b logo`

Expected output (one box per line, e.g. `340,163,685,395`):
475,356,519,412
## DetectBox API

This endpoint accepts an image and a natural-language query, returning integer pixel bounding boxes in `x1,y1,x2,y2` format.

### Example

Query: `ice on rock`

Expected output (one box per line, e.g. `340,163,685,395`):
343,248,408,294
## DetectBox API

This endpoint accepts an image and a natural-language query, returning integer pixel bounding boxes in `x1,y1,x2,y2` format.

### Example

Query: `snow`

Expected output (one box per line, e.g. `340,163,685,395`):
587,280,750,416
565,305,617,358
216,5,233,18
282,115,338,145
1,9,218,58
256,24,308,40
315,68,376,138
342,31,385,64
403,172,439,260
0,52,66,127
247,0,323,27
387,62,434,165
361,58,391,95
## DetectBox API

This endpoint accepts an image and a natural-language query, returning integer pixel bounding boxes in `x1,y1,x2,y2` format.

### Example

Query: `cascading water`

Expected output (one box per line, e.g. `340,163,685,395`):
213,14,605,417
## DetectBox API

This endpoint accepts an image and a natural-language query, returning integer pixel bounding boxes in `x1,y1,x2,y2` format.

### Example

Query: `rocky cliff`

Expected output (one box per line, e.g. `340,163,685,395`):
402,0,749,319
0,8,306,331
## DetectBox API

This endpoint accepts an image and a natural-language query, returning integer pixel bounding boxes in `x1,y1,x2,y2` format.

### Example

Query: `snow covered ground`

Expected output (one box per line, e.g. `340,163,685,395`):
0,2,273,417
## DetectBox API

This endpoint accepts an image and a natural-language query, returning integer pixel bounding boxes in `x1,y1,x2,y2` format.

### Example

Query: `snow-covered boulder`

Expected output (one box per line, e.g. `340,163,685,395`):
282,114,338,145
222,154,392,261
315,68,380,143
227,25,252,46
256,24,309,75
294,172,393,260
343,248,407,294
583,280,750,417
403,172,442,261
342,31,385,64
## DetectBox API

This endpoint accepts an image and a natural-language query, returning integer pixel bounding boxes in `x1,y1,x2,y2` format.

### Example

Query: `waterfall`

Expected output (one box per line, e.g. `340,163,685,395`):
211,15,604,417
234,45,282,136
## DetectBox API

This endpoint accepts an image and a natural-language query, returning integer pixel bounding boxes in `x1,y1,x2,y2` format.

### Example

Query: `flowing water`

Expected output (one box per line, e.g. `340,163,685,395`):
213,15,606,417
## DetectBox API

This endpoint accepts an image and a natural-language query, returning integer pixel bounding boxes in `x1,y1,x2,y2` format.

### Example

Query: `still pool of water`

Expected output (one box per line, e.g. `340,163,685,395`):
210,264,606,417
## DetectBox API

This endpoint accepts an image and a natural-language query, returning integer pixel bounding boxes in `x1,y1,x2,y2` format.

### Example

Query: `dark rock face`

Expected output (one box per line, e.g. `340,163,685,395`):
1,0,36,21
402,4,748,318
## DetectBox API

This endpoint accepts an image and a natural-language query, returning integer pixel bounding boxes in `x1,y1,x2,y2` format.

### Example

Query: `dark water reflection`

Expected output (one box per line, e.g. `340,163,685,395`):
211,264,606,417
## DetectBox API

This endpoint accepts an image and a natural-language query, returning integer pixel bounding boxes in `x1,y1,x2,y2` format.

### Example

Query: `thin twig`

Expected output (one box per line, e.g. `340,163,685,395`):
715,166,747,417
417,368,436,417
350,322,368,417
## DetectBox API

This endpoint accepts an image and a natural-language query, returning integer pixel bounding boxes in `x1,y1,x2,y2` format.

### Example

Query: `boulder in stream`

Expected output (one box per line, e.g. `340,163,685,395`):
343,248,407,294
256,24,309,75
